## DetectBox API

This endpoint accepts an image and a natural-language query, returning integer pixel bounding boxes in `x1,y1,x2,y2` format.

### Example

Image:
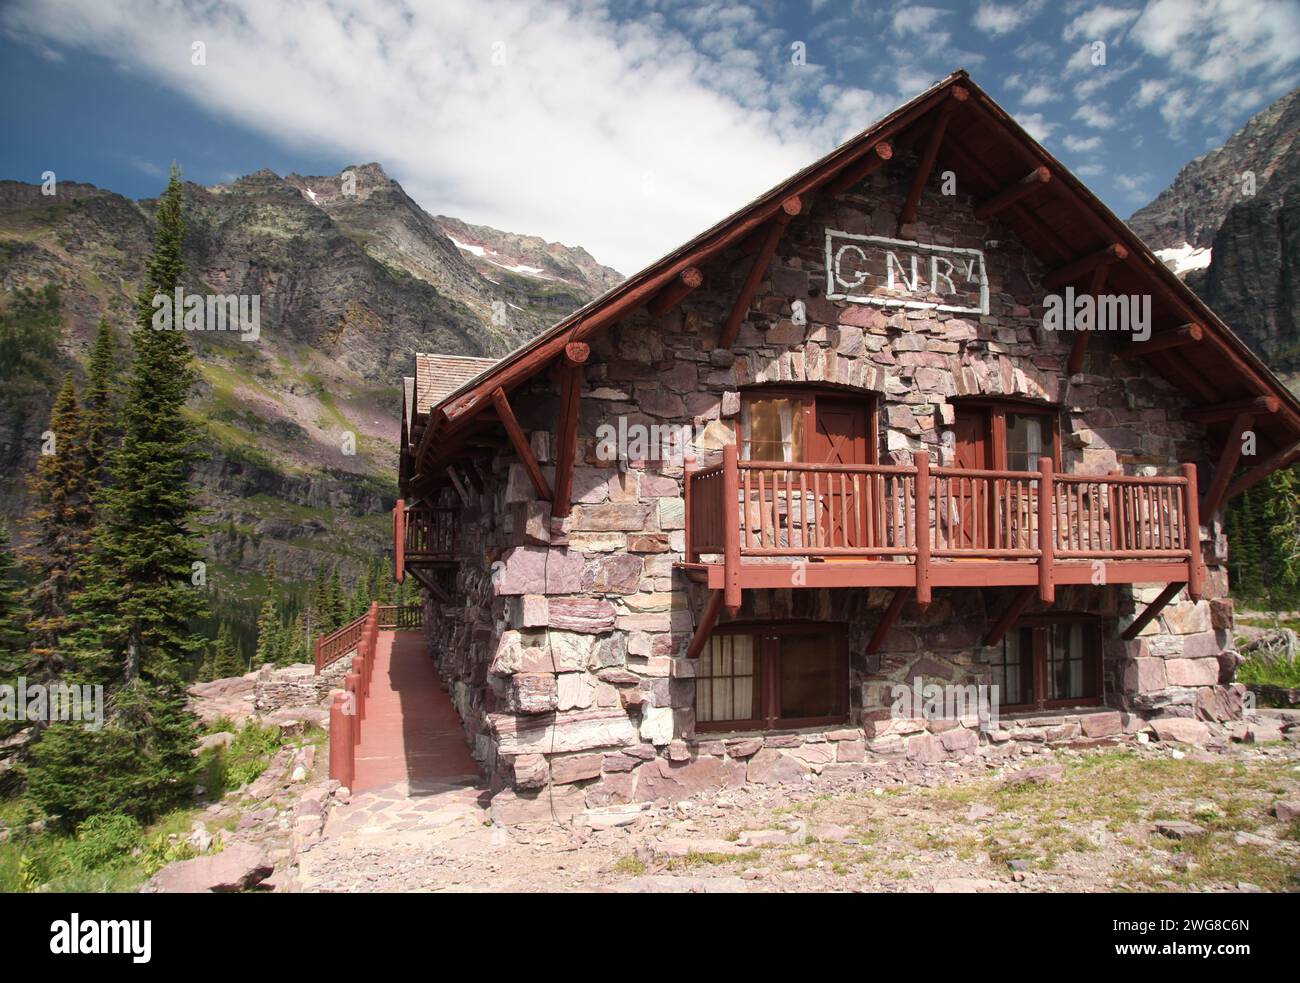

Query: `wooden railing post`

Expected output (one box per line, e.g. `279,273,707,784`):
345,672,361,746
685,467,696,564
723,443,742,615
329,691,354,789
394,501,406,583
1183,463,1204,601
914,451,931,610
1038,456,1055,603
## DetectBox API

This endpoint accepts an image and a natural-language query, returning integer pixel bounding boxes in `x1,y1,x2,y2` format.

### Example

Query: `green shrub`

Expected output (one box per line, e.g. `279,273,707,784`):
65,814,141,872
198,722,283,794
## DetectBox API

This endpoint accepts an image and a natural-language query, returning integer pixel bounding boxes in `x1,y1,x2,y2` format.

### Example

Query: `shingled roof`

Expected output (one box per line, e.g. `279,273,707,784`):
413,353,499,414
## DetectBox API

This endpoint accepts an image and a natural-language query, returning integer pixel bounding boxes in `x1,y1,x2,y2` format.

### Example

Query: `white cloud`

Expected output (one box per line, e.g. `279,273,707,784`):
972,0,1043,36
1,0,904,274
1063,4,1140,42
1075,163,1105,177
1020,82,1059,106
1115,172,1153,200
1063,134,1103,152
1074,103,1117,128
891,5,948,36
1015,112,1057,143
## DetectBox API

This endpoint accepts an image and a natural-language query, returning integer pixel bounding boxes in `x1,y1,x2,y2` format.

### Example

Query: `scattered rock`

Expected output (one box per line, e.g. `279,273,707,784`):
1004,765,1063,785
1154,821,1207,840
147,843,274,893
1272,801,1300,822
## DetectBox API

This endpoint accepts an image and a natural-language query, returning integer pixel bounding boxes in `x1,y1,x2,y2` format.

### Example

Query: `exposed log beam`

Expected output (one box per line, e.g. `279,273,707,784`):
1117,322,1204,359
1185,395,1279,424
446,466,473,508
1042,242,1128,290
686,590,725,660
408,566,451,604
982,586,1036,647
1121,581,1185,640
866,587,909,654
823,140,894,197
1066,263,1108,376
551,342,589,519
1224,439,1300,502
647,267,704,316
973,166,1051,220
1200,412,1255,519
897,87,966,233
719,195,801,349
490,386,552,501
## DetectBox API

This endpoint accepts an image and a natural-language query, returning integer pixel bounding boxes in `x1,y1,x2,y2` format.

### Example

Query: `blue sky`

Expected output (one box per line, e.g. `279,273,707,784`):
2,0,1297,273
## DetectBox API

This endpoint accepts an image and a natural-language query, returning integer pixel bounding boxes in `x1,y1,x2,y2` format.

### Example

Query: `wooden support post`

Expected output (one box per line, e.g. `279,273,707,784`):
823,140,894,197
1037,456,1055,604
409,566,450,604
329,692,354,788
687,590,725,660
1224,438,1300,502
897,87,966,233
647,267,704,316
490,386,552,500
973,166,1051,219
982,586,1035,647
393,502,406,584
1042,242,1128,291
1200,412,1254,519
723,443,742,615
1066,263,1108,376
446,467,473,507
866,587,909,654
1184,395,1279,424
551,342,589,519
1117,322,1203,359
1182,462,1205,601
345,672,361,745
1121,581,1185,640
684,466,696,564
720,196,801,349
914,451,932,611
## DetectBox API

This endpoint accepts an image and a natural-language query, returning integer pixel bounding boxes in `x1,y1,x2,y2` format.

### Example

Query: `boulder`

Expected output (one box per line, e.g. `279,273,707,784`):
1149,717,1211,745
147,843,273,893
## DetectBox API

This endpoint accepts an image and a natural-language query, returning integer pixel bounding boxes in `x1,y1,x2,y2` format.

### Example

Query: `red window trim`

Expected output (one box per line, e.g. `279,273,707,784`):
995,615,1105,713
951,397,1063,470
739,386,879,465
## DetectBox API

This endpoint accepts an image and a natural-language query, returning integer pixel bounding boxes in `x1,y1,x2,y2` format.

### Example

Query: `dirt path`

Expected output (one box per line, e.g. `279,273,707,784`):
293,740,1300,893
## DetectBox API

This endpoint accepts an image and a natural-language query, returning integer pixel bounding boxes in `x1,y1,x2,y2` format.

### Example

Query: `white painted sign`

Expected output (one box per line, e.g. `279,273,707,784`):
824,229,988,315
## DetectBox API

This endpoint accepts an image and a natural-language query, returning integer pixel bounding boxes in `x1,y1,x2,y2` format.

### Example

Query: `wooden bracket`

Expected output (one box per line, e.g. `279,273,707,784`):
1066,263,1109,375
408,566,451,604
551,342,589,519
1121,581,1184,640
1043,242,1127,291
720,196,801,349
648,267,704,316
982,586,1035,647
974,166,1051,220
1200,412,1254,519
824,140,894,197
866,587,909,654
897,87,965,234
686,590,725,660
1224,438,1300,502
446,466,473,508
1184,395,1279,424
1117,322,1203,359
490,386,552,501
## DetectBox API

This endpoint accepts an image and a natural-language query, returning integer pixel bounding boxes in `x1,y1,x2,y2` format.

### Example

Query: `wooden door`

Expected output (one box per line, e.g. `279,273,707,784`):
952,408,992,549
809,398,870,550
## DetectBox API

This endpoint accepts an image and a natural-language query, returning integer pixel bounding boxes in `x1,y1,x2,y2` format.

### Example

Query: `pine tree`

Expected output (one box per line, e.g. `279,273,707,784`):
254,595,282,667
67,166,205,686
211,622,243,679
23,375,95,678
0,523,25,666
286,611,308,665
379,556,396,604
310,563,328,630
83,316,119,484
327,566,346,630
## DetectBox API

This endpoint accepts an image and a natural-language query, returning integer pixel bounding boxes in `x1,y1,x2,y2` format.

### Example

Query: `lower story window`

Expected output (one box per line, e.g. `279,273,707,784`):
696,624,848,731
993,620,1104,711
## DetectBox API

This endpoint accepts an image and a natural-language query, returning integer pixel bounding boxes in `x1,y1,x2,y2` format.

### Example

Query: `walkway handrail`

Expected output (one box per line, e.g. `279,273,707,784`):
377,604,423,630
314,610,369,674
329,601,381,790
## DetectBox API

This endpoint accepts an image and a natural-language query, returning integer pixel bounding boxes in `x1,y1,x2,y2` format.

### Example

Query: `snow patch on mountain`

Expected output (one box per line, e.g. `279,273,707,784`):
1155,242,1213,276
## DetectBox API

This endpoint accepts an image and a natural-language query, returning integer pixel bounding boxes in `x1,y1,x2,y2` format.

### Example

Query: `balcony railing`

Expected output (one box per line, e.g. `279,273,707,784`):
394,501,457,582
684,444,1204,608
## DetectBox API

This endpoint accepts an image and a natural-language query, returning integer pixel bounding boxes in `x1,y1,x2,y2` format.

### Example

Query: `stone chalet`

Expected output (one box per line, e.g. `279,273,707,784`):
390,71,1300,819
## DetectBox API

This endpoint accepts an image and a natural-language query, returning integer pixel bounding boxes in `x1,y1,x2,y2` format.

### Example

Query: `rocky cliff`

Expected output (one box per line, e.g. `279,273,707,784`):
0,164,621,591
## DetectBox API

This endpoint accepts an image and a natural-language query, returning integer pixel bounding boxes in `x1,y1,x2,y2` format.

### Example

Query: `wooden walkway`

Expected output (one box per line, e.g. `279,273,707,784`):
352,630,481,793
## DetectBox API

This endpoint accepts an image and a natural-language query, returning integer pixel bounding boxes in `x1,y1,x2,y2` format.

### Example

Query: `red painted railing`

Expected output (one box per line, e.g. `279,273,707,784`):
328,601,381,791
685,444,1204,605
314,612,367,674
394,501,457,583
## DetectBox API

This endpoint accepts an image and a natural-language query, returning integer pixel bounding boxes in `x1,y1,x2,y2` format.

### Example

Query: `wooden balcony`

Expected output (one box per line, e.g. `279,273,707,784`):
394,502,458,597
683,444,1205,621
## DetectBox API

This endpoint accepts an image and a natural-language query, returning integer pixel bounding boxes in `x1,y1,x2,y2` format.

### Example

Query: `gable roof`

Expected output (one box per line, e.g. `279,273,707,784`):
403,69,1300,489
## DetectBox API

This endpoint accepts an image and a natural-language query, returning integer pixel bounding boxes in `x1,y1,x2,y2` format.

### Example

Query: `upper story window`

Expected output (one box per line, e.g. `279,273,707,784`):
740,388,875,467
952,401,1060,472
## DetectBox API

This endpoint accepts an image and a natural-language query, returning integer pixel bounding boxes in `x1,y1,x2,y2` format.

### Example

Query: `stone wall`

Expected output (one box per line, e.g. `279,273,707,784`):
417,145,1239,802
